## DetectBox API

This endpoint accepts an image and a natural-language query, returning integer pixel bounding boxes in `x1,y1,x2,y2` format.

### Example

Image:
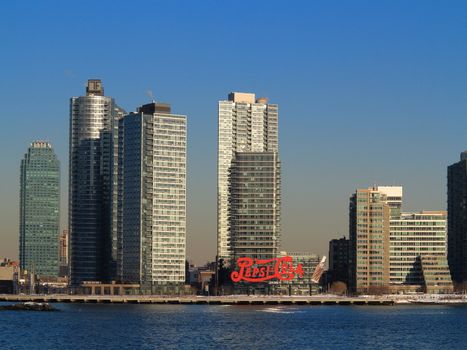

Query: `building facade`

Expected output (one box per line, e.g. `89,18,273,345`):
277,251,321,295
349,187,390,294
420,255,454,294
447,152,467,290
350,184,453,294
19,141,60,277
0,260,19,294
59,230,68,277
328,236,349,285
117,103,186,294
229,152,281,262
389,211,449,291
376,186,403,219
69,79,125,286
217,93,278,263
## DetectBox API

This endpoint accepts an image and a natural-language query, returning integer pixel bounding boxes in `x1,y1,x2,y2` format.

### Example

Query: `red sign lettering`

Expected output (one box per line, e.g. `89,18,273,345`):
231,256,304,283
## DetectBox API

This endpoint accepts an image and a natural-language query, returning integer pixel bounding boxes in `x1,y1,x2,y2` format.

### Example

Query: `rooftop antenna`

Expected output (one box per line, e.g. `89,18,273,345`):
146,89,155,103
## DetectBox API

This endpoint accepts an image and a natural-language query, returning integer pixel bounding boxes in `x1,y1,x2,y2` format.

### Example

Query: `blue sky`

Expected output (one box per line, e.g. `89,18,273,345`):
0,0,466,264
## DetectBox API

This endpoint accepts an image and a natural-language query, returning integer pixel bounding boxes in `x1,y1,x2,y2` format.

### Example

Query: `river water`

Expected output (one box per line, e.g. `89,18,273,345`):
1,303,466,349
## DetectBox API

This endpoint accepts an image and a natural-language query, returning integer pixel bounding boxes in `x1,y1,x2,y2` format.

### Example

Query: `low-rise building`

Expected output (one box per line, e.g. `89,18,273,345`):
420,255,454,294
187,263,215,295
59,230,69,277
277,251,321,295
0,260,19,294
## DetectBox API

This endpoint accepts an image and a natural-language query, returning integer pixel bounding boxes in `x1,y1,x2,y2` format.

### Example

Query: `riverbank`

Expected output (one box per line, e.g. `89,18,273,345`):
2,293,467,305
0,294,395,305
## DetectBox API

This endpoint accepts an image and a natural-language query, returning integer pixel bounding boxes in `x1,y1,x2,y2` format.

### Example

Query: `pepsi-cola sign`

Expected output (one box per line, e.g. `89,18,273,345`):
231,256,304,283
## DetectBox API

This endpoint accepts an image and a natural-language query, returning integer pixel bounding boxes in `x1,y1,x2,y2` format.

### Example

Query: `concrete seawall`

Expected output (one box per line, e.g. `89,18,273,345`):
0,294,395,306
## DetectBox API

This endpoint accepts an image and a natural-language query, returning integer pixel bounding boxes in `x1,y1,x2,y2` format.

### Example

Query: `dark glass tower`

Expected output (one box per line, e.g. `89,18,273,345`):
19,141,60,277
447,152,467,290
328,236,349,285
69,79,124,286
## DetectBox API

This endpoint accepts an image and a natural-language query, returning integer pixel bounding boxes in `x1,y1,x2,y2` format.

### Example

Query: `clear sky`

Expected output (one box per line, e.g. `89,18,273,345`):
0,0,466,264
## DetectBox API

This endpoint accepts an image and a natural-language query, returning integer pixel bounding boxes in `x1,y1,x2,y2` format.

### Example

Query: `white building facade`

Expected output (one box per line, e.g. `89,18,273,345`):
217,93,278,262
389,211,448,288
118,103,186,294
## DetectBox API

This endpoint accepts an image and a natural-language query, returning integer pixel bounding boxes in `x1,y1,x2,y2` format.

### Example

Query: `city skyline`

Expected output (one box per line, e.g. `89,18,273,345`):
1,1,467,265
5,81,460,268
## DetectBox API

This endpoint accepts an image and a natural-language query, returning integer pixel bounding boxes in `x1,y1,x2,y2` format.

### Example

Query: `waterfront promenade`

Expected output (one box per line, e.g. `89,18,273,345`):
0,294,395,305
3,294,467,305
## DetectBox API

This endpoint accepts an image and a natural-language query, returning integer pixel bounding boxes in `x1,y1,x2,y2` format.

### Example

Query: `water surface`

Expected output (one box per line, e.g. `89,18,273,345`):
1,303,466,349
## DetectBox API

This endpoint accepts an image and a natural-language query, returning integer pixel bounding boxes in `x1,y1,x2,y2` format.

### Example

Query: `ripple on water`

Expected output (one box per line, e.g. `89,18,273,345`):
1,303,467,349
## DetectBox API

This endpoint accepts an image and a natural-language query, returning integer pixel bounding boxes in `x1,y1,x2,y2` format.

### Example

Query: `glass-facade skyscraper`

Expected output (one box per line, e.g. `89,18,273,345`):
217,93,279,263
69,79,125,286
447,152,467,290
19,141,60,277
117,102,187,294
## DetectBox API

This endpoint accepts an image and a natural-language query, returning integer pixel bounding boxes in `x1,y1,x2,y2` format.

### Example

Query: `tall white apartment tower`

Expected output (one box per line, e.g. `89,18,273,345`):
217,93,279,262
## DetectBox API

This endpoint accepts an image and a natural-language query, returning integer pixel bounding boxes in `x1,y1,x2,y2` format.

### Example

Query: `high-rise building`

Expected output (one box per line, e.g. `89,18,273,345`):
69,79,125,286
19,141,60,277
229,152,281,262
349,187,390,294
328,236,349,284
375,186,403,219
217,93,278,263
350,185,453,295
447,152,467,290
389,211,451,291
117,102,186,294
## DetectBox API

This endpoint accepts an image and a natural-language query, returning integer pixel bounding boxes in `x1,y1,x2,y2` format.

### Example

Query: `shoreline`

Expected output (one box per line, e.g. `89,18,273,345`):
1,294,467,306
